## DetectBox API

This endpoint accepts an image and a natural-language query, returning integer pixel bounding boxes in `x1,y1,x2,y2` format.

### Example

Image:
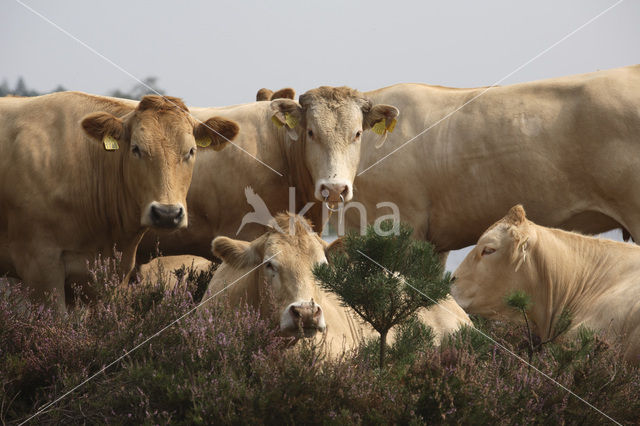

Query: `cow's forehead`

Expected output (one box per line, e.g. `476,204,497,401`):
264,232,325,264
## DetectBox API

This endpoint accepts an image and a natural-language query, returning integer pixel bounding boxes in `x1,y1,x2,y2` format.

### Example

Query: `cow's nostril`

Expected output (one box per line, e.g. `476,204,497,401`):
290,305,301,318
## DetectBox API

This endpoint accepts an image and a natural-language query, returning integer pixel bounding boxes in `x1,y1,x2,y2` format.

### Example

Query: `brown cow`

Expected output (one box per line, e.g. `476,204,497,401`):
0,91,239,311
451,205,640,363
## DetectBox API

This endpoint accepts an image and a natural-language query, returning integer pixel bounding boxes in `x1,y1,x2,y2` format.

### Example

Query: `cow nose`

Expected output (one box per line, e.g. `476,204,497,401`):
280,299,326,338
319,183,348,203
150,203,185,228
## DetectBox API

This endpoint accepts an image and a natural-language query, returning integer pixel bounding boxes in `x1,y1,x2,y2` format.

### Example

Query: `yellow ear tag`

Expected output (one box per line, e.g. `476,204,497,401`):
371,119,387,135
271,115,284,128
196,136,212,148
284,112,298,129
103,135,119,151
386,118,397,133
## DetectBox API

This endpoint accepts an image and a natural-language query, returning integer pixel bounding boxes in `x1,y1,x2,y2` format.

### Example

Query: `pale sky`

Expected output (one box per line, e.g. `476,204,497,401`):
2,0,639,270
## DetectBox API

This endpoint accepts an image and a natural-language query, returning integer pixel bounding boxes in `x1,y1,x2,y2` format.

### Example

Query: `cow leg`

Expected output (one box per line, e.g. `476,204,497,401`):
438,251,450,270
10,241,66,313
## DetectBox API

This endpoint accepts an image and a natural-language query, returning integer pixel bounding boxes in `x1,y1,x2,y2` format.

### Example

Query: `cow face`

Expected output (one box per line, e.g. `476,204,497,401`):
451,205,534,321
270,87,399,203
81,95,239,230
212,214,341,338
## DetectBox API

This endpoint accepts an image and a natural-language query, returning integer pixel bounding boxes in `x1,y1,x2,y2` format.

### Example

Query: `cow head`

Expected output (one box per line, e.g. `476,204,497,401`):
212,213,341,338
270,86,399,203
81,95,239,230
451,205,537,321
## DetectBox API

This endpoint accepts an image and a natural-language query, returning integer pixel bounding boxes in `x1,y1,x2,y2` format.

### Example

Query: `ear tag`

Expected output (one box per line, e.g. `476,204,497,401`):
103,135,119,151
196,136,212,148
371,119,387,135
386,118,397,133
271,115,284,128
284,112,298,129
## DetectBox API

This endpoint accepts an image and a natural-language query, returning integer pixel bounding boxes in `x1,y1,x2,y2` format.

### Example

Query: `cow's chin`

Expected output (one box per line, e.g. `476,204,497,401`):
280,326,326,339
450,285,474,311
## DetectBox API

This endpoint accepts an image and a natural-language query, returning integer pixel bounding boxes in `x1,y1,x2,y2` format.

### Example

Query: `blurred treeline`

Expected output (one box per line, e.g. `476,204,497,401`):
0,76,164,100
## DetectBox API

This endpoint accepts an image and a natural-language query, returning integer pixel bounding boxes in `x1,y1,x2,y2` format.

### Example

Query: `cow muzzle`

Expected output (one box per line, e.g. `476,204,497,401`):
280,299,326,338
143,202,186,229
315,179,352,203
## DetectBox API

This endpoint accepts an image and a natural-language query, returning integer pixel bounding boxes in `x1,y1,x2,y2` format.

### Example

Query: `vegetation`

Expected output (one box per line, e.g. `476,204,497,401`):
313,222,450,368
0,76,163,99
1,231,638,423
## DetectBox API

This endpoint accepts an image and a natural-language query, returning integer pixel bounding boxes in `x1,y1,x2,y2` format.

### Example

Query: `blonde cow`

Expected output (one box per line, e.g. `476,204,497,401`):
0,92,239,311
451,205,640,363
205,213,471,356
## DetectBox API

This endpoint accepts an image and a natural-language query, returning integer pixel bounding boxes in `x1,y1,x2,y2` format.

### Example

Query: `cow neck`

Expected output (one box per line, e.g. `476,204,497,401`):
85,143,146,260
524,226,619,340
273,121,325,233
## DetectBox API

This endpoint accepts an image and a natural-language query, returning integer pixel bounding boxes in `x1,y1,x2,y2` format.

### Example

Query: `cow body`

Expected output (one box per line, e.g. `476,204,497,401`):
451,205,640,363
0,92,238,310
340,65,640,250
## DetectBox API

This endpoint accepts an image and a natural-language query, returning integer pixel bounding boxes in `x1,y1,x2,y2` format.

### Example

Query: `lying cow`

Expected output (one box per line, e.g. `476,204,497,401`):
139,255,213,291
0,91,239,311
451,205,640,363
204,213,471,356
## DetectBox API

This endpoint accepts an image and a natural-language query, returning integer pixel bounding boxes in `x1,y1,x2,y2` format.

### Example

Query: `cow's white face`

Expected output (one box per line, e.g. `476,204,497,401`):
270,87,399,204
81,95,239,231
451,205,533,321
212,214,340,338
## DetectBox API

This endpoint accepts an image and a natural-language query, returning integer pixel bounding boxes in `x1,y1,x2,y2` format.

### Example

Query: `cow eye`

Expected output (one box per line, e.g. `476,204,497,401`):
481,247,496,256
307,129,313,138
131,145,141,158
184,147,196,161
265,261,277,273
355,130,362,139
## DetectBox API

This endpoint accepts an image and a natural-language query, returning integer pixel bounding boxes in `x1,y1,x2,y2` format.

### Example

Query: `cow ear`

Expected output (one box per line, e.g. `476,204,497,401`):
505,204,527,226
81,112,125,147
271,87,295,100
256,88,274,101
363,104,399,148
270,99,302,141
324,238,345,263
211,236,261,268
194,117,240,151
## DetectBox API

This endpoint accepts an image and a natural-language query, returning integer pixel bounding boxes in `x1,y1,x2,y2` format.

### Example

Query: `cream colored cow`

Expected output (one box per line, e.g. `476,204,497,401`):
451,205,640,363
0,92,239,311
205,213,471,356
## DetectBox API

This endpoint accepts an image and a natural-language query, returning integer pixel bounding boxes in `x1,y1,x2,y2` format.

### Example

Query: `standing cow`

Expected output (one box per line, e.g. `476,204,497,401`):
0,92,239,311
137,88,399,260
330,65,640,251
451,205,640,363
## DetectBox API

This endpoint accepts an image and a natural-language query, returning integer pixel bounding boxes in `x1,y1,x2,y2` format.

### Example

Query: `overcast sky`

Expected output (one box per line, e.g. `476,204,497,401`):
2,0,639,270
2,1,639,106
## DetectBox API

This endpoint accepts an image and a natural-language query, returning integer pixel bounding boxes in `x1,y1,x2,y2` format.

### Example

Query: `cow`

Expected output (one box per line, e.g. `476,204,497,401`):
139,255,213,290
137,87,400,260
319,65,640,253
0,91,239,311
450,205,640,363
204,213,471,356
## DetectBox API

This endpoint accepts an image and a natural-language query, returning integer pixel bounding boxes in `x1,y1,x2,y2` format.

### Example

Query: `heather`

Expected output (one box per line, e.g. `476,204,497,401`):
1,257,639,424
